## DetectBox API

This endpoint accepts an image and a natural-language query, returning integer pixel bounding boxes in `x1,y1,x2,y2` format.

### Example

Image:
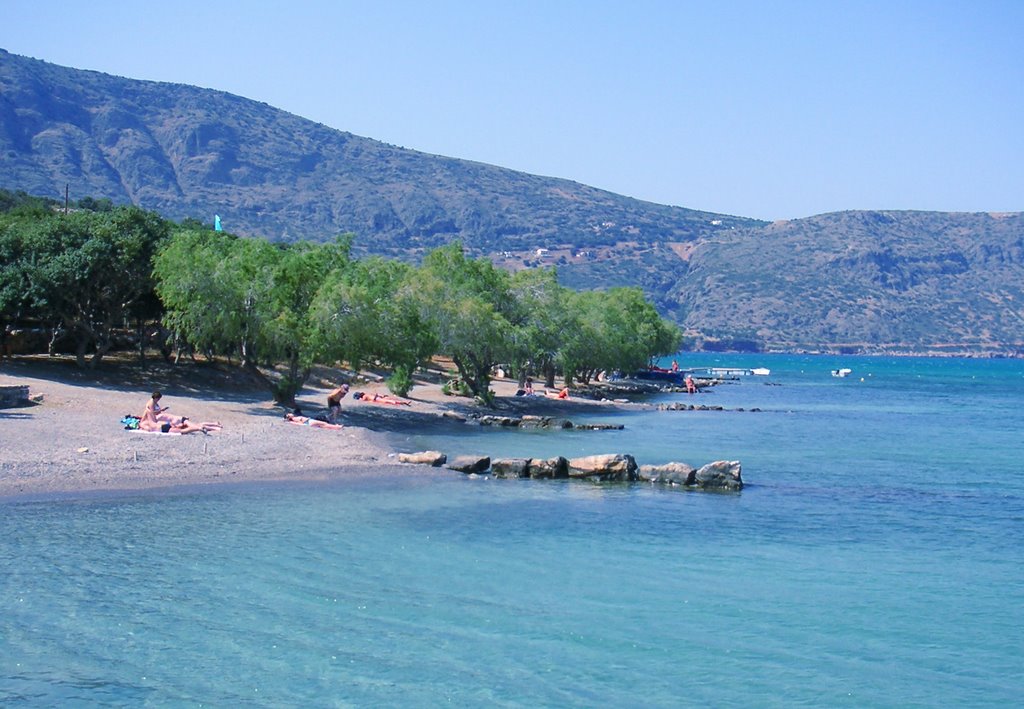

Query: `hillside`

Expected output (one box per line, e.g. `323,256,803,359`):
672,211,1024,354
0,48,756,259
2,49,1022,355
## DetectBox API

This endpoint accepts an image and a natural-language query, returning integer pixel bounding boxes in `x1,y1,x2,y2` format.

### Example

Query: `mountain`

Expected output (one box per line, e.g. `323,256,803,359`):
0,48,757,256
2,49,1022,355
671,210,1024,354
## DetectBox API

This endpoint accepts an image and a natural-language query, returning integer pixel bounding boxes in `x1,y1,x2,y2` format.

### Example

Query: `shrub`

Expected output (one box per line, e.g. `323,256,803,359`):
387,365,413,397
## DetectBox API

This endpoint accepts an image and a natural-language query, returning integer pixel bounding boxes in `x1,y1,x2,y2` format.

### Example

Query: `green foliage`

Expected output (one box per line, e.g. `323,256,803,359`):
75,196,115,212
507,267,571,381
154,229,270,364
410,243,518,399
0,188,59,216
154,231,352,403
557,287,681,383
0,205,170,366
309,256,434,375
2,188,681,396
387,365,413,397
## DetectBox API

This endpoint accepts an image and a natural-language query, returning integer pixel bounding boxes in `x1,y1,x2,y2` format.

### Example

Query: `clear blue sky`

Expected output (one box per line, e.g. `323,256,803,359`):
3,1,1021,221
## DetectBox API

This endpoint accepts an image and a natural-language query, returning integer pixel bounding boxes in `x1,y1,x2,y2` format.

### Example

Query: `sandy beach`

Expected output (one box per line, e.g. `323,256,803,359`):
0,356,631,500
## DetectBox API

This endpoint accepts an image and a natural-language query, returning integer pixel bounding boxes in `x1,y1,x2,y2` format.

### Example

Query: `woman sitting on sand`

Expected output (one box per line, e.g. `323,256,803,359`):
284,411,343,429
143,391,179,426
140,391,222,433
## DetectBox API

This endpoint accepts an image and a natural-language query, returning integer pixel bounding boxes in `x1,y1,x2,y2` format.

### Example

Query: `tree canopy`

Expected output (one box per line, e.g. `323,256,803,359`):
1,192,682,403
0,205,169,366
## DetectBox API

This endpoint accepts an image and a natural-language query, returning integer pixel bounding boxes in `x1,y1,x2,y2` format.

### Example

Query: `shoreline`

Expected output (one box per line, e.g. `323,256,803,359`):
0,357,637,502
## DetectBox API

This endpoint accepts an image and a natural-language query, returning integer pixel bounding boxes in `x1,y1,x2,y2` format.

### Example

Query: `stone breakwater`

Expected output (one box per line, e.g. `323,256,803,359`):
441,412,624,430
397,452,743,491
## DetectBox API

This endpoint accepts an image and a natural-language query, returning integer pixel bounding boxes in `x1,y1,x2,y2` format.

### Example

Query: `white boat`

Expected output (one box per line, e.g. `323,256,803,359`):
751,367,771,376
831,368,852,378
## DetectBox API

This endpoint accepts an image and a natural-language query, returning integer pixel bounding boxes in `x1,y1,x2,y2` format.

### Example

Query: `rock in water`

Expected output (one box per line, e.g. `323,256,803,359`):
567,454,638,481
637,462,696,485
694,460,743,490
491,458,531,478
398,451,447,466
527,456,569,479
447,455,491,474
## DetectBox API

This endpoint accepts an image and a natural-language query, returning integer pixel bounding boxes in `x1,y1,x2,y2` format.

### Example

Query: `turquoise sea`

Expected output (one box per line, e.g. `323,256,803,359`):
2,354,1023,707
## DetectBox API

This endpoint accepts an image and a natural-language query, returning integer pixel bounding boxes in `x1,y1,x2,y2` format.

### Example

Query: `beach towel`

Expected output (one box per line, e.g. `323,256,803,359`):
121,415,141,430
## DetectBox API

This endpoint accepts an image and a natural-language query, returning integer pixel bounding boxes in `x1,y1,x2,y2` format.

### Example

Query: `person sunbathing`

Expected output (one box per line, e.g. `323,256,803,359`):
139,417,221,434
352,391,412,406
543,387,570,399
284,411,343,429
168,420,221,434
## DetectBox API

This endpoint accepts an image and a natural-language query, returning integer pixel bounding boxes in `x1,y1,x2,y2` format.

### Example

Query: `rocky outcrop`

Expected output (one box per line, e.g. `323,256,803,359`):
656,402,761,412
527,456,568,479
471,414,621,430
693,460,743,490
398,449,741,492
477,415,523,427
491,458,531,478
637,462,696,485
567,454,638,481
398,450,447,466
447,455,491,474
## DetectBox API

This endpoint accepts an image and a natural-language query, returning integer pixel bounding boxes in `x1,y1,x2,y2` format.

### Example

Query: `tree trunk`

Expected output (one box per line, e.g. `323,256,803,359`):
272,353,308,406
48,325,63,357
543,361,556,389
75,336,89,369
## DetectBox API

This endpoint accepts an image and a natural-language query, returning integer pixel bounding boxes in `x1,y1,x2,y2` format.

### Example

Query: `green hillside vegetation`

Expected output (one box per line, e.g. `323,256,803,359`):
0,194,680,403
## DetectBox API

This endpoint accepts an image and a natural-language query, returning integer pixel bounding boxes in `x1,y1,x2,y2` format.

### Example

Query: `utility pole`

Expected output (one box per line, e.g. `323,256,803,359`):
64,184,69,214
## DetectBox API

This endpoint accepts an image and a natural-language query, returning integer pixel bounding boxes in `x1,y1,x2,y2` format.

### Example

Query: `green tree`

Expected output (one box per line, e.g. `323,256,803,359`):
310,256,435,395
155,231,352,404
559,287,680,384
0,214,37,354
262,238,351,402
507,267,570,387
155,229,273,367
5,206,170,367
410,243,517,401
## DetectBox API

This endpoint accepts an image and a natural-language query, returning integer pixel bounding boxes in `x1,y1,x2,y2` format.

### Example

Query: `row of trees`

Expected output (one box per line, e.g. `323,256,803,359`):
1,193,681,404
0,197,169,367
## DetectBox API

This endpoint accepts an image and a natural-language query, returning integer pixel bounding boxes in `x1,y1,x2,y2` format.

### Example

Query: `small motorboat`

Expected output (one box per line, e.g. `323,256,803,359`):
831,368,853,378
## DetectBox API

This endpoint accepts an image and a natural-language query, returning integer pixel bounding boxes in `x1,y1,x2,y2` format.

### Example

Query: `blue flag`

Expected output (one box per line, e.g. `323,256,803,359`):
214,214,222,231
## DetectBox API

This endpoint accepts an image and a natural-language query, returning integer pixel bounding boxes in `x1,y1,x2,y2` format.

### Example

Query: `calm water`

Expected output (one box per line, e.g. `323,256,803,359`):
2,355,1023,707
